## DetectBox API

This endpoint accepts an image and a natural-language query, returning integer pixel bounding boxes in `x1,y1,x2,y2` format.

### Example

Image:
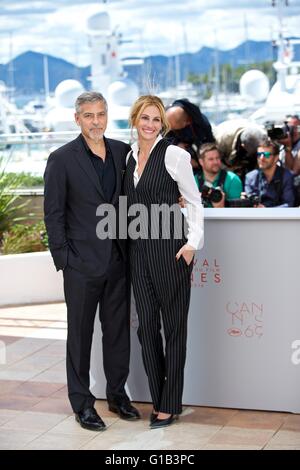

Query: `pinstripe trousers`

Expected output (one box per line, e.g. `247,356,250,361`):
130,239,193,415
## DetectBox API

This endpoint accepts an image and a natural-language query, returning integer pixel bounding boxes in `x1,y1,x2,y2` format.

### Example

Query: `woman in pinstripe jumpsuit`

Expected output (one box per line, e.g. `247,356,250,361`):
124,96,204,429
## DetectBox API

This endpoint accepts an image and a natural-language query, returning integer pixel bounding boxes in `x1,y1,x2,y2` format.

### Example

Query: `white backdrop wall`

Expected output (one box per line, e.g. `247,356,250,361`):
91,209,300,413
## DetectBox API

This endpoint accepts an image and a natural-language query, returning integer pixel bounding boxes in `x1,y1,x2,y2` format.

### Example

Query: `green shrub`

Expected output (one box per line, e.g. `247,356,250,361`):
1,172,44,188
0,161,30,236
1,221,48,254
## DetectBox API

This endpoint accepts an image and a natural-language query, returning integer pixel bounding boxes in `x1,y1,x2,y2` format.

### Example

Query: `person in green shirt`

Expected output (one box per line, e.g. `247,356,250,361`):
194,142,243,207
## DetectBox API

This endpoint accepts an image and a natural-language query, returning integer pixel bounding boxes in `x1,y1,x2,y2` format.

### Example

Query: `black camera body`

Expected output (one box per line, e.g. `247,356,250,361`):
201,184,223,206
226,194,260,207
266,122,293,141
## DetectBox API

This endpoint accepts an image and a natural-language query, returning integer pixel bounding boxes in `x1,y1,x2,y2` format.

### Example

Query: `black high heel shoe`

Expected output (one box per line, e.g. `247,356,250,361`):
150,414,178,429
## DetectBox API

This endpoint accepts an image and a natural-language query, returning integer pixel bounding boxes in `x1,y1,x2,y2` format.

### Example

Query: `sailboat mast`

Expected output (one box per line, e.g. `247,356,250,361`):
272,0,289,92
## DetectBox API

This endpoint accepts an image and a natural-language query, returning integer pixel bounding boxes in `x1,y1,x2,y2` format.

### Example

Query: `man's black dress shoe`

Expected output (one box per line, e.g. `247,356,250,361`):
75,407,106,431
108,401,141,421
150,414,178,429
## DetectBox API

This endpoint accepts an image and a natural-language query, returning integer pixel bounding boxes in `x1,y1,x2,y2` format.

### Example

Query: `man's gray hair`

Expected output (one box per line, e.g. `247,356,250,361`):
75,91,107,113
240,126,267,155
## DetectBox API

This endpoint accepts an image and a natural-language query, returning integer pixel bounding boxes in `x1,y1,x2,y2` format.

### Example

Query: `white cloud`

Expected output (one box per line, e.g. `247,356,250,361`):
0,1,299,65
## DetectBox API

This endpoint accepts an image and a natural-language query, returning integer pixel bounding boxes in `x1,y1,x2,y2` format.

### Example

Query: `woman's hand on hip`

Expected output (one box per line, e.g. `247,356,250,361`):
176,244,195,266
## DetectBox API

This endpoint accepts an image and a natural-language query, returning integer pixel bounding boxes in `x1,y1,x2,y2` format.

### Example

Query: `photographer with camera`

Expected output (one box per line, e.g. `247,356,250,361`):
269,115,300,176
244,138,295,208
194,143,243,208
166,98,214,173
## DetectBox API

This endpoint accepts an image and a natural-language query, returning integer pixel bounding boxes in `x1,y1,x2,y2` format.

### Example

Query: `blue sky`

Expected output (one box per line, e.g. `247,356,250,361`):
0,0,299,65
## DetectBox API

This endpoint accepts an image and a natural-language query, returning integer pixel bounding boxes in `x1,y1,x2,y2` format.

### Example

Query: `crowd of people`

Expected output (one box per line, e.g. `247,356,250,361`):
165,99,300,208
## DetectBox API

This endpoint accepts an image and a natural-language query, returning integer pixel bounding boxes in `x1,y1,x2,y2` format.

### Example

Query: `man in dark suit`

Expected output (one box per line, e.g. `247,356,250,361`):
44,91,140,431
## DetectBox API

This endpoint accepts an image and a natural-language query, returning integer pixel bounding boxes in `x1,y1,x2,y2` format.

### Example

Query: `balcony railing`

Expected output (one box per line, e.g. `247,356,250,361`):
0,129,133,175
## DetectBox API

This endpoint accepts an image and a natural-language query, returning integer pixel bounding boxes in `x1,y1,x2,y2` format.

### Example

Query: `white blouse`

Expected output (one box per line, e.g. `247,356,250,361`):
126,135,204,250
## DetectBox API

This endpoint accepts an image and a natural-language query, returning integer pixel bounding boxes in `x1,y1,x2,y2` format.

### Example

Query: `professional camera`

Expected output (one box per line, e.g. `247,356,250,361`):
266,122,290,140
201,183,223,206
226,193,260,207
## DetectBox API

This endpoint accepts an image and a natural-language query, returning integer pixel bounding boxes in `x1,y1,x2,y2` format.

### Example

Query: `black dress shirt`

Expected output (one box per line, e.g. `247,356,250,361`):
80,134,116,202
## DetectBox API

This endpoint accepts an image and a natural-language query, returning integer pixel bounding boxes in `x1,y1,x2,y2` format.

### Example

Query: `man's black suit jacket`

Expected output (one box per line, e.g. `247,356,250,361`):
44,134,131,277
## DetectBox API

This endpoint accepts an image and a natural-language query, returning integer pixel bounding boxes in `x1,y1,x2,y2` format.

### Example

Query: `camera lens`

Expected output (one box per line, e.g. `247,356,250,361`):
210,187,223,203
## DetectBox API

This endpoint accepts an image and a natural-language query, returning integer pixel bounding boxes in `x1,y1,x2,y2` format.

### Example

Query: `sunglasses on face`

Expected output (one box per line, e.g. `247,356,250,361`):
257,151,274,159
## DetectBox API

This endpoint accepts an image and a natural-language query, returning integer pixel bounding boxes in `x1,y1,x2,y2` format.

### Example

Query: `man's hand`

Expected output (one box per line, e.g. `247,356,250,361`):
176,243,195,266
278,133,292,148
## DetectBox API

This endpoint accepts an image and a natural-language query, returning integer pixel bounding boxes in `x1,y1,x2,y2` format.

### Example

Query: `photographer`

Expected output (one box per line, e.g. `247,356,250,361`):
195,143,242,208
270,115,300,176
166,98,214,173
244,138,295,208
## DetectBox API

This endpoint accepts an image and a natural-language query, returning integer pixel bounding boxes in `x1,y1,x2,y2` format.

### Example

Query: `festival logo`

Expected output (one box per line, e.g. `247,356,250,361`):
226,301,264,339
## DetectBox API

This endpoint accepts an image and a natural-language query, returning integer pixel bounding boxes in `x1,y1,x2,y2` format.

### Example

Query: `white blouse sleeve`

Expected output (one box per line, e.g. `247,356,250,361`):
165,145,204,250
